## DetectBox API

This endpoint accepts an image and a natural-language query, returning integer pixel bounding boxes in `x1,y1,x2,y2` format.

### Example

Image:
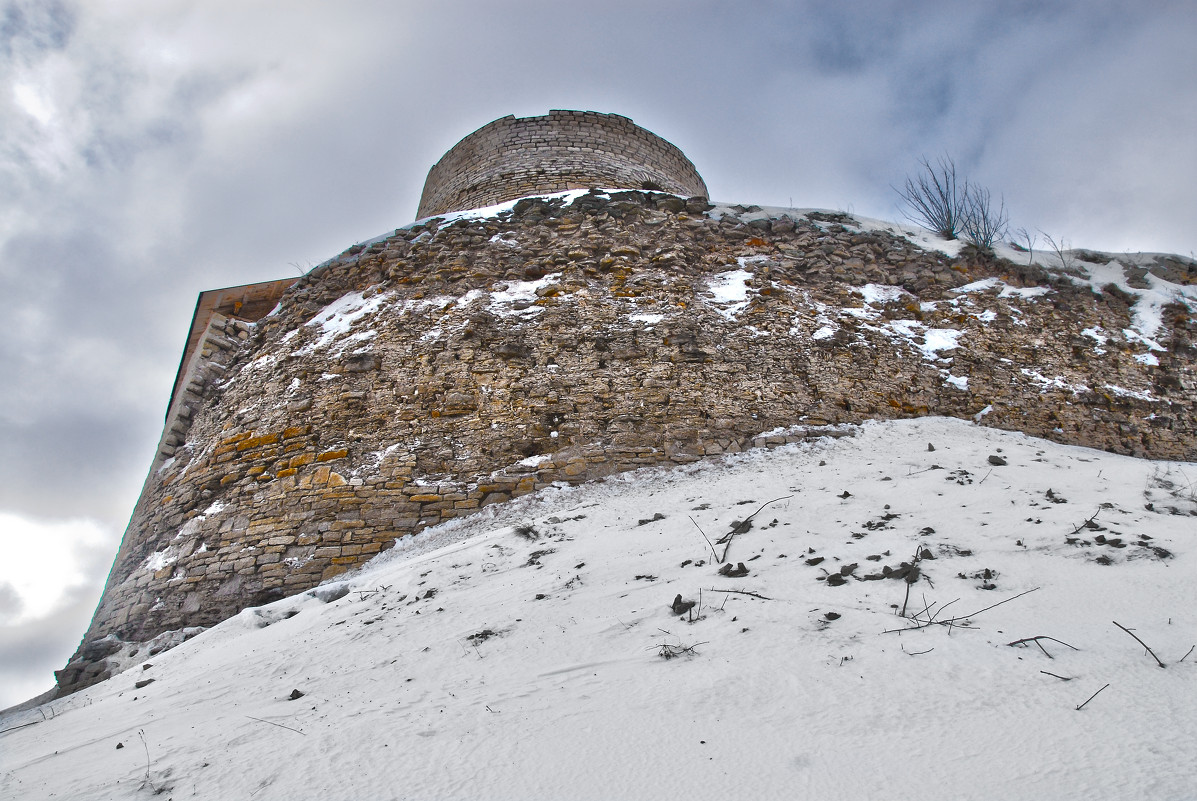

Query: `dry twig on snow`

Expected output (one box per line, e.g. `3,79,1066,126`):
1006,635,1079,659
245,715,306,735
688,516,719,562
884,587,1040,634
1069,508,1102,536
1075,683,1110,711
703,588,773,601
1113,621,1166,668
715,495,792,563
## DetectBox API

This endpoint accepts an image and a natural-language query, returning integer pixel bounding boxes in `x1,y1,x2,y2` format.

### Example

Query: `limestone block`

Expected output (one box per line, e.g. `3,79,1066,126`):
321,564,350,581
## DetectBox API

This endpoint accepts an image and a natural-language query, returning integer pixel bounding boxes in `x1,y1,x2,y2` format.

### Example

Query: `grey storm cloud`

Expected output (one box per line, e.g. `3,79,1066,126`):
0,0,74,60
0,0,1194,705
0,524,111,706
0,582,101,704
0,582,23,619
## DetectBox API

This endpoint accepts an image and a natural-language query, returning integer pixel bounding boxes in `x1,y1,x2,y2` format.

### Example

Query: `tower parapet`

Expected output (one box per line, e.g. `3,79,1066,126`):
416,110,707,218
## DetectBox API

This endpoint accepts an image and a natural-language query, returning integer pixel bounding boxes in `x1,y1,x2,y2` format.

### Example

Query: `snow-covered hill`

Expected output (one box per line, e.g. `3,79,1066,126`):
2,417,1194,800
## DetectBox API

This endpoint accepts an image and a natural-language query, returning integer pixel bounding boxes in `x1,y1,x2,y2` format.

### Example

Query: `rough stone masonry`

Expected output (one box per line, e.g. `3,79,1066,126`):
56,114,1196,696
417,110,707,218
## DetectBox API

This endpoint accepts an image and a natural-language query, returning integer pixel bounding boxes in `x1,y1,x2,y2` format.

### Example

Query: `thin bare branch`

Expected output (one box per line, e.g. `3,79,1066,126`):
703,588,773,600
956,587,1040,621
688,516,719,562
1012,227,1037,265
961,185,1008,250
1069,508,1102,536
717,495,792,562
1113,621,1166,668
895,155,968,239
927,598,959,624
1039,231,1075,272
1006,635,1079,652
245,715,307,735
0,720,42,735
885,588,1040,633
1075,683,1110,711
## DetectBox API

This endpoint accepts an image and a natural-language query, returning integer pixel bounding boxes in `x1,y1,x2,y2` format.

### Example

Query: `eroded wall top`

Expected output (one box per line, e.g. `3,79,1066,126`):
416,110,708,218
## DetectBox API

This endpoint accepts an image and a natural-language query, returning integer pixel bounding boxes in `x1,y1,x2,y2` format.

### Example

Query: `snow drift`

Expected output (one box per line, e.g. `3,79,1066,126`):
2,417,1194,800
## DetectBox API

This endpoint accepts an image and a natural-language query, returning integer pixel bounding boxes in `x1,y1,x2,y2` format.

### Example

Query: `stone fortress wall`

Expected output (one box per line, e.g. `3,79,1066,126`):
416,111,708,219
56,114,1197,696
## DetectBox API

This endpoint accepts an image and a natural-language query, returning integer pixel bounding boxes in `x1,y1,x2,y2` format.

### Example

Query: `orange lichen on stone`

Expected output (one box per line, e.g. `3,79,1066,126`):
322,564,350,580
289,453,316,468
236,433,280,451
316,449,349,462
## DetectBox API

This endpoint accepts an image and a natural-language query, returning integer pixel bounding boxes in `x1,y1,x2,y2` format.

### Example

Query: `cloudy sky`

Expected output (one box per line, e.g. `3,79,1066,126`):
1,0,1193,708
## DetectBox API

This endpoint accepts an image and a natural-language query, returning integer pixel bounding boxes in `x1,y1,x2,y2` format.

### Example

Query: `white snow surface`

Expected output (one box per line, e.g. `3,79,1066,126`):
417,188,607,227
856,283,910,305
952,277,1051,300
943,373,969,390
297,290,390,354
811,325,836,340
140,549,175,573
627,312,664,325
704,266,754,319
884,319,963,360
307,194,1193,353
488,276,553,317
3,418,1195,800
1020,368,1090,395
698,203,1195,344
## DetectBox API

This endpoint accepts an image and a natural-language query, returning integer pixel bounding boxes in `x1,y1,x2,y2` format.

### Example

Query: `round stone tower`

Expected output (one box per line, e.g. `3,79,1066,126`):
416,110,708,218
54,109,1193,702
